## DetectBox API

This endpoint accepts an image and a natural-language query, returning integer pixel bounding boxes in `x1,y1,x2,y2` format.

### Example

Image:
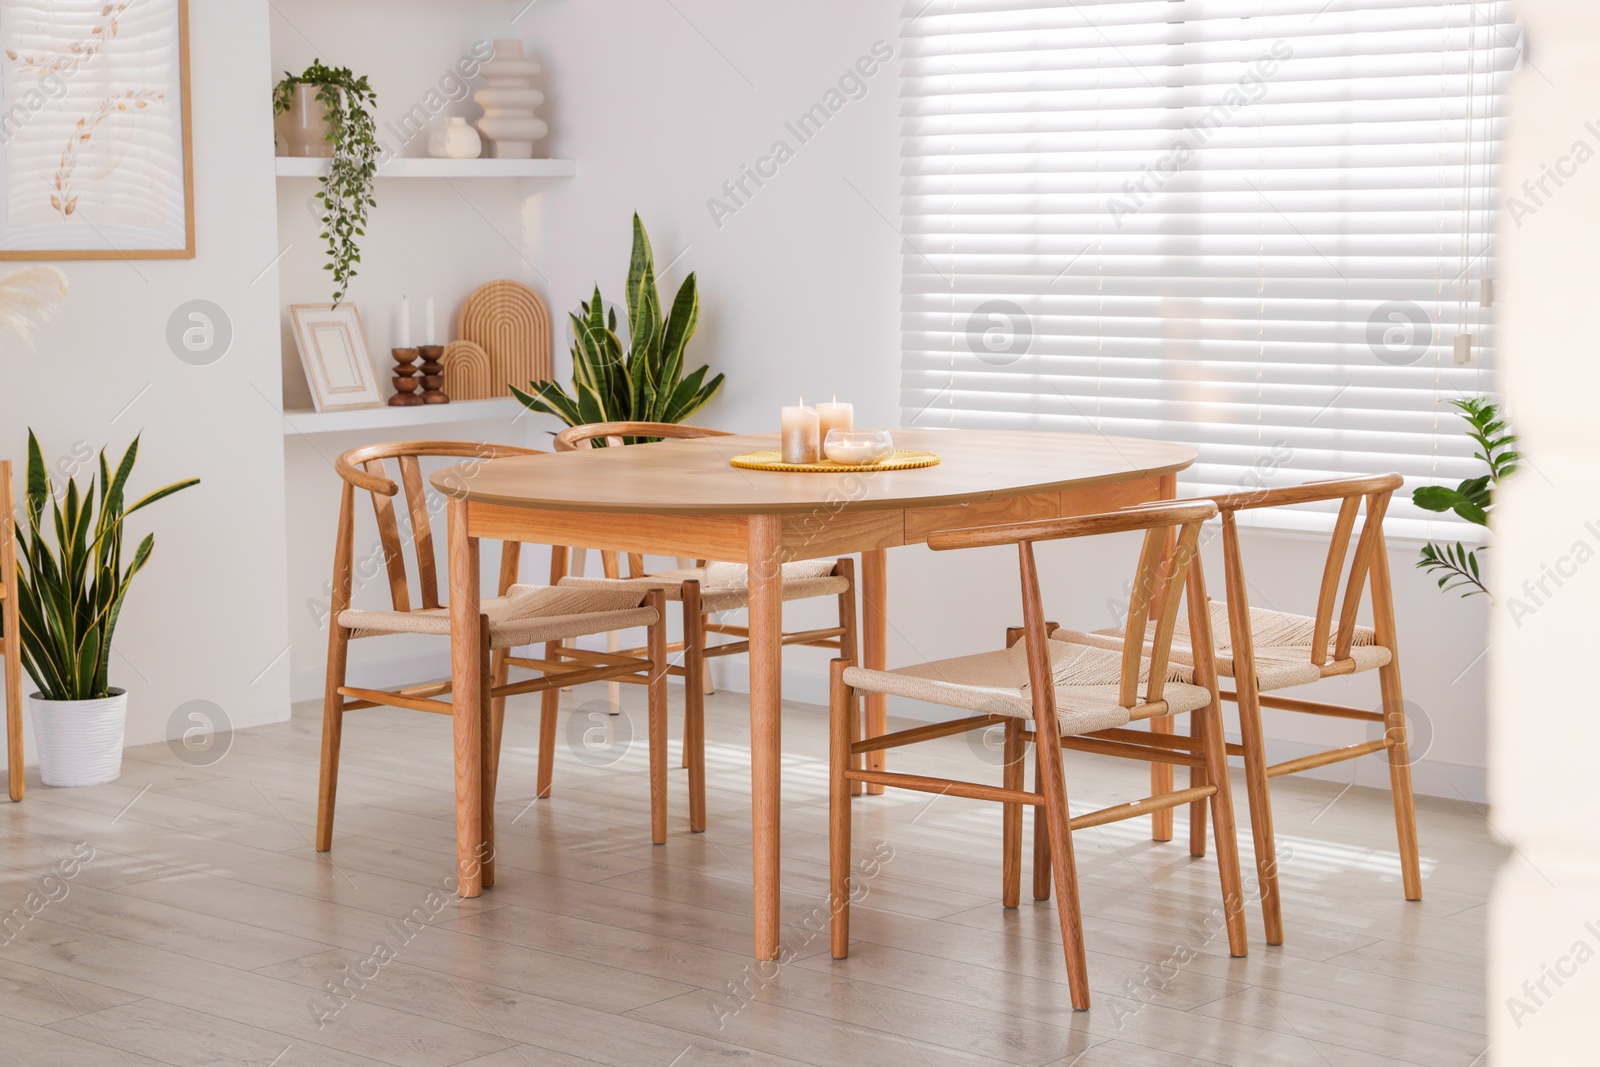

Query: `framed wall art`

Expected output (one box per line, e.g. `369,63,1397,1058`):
290,304,384,412
0,0,194,259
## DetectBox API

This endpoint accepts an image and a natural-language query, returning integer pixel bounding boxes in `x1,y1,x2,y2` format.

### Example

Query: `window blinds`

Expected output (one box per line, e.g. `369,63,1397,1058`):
898,0,1519,534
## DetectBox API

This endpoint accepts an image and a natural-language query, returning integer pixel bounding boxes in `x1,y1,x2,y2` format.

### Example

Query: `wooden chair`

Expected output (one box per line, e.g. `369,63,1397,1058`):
830,501,1248,1011
539,421,860,833
316,442,679,871
1,461,23,802
1095,474,1420,946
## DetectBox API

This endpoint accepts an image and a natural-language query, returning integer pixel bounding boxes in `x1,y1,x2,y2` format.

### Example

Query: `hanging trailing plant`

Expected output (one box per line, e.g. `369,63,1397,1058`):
273,61,378,305
1412,395,1518,599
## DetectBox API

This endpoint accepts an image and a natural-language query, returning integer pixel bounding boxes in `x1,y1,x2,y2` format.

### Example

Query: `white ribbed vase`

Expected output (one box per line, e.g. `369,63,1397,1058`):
473,38,548,159
30,690,127,787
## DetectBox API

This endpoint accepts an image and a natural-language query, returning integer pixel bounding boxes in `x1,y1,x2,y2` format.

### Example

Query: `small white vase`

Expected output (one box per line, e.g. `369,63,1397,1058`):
428,117,483,160
474,38,548,160
30,690,127,787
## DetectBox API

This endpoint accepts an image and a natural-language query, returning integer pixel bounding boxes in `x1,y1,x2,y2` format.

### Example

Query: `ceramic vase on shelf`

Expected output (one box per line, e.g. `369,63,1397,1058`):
473,38,548,159
276,83,333,157
428,117,483,160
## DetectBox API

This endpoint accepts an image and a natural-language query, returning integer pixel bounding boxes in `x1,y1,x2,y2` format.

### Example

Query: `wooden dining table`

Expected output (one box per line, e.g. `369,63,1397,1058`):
432,426,1196,960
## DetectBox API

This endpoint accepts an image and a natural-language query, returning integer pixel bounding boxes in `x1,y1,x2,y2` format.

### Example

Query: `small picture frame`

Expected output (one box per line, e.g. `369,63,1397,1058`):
290,304,384,412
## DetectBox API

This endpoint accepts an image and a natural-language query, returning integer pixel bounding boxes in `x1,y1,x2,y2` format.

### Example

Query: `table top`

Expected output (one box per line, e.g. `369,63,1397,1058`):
432,427,1195,516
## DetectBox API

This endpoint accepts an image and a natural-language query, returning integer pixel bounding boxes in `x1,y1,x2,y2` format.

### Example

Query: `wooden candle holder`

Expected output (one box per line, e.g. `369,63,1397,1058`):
389,348,425,407
417,345,449,404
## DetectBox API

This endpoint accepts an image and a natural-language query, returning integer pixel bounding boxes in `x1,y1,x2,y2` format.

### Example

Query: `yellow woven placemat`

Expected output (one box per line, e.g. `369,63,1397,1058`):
729,449,940,473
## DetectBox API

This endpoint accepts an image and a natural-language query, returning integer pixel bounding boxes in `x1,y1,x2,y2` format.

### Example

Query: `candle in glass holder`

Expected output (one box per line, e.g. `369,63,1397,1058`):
817,396,853,440
780,398,821,464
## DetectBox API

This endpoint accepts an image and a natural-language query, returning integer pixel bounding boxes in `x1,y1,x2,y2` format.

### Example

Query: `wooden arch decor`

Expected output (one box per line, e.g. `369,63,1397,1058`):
442,340,494,401
457,280,553,397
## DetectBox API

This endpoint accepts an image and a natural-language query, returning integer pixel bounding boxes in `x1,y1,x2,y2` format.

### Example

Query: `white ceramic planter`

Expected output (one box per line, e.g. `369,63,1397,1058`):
275,83,335,158
30,690,127,787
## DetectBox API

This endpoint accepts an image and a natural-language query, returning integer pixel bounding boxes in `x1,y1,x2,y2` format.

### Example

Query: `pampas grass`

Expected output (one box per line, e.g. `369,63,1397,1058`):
0,266,67,345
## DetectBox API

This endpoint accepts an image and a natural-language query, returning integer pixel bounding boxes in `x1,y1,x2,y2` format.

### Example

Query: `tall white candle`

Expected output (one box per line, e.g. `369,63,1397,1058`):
425,296,436,345
399,295,412,348
780,397,821,465
817,396,853,440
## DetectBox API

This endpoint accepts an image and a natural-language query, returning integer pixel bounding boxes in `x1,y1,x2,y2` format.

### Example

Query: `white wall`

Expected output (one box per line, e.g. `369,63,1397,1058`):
1,0,290,759
271,0,1490,802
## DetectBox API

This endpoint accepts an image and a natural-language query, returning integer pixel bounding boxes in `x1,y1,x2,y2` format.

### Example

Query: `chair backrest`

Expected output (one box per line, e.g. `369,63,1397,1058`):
1208,473,1401,667
331,441,542,613
928,500,1219,713
552,421,733,452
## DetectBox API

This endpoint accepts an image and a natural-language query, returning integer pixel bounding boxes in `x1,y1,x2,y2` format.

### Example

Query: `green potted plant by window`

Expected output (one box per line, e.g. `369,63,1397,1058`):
272,61,378,305
14,431,198,786
1413,395,1517,598
514,214,725,437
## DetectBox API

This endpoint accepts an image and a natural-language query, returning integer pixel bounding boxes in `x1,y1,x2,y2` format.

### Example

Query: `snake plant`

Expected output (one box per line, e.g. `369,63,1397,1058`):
513,214,724,442
14,431,199,701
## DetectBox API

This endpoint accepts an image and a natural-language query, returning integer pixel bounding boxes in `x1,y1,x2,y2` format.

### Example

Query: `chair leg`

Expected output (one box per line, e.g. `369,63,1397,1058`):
315,625,351,852
4,636,22,803
1189,710,1208,858
836,559,864,798
1149,717,1175,841
829,659,854,959
1035,727,1090,1010
489,647,511,791
1379,658,1423,901
646,590,670,845
536,660,560,800
849,696,864,799
1197,701,1249,958
683,584,707,833
478,616,497,889
485,642,511,888
1032,742,1052,902
603,551,624,712
1002,719,1025,908
1233,687,1285,945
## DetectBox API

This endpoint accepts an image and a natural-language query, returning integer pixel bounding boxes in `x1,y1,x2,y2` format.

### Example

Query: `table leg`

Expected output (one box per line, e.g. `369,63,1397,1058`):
861,548,889,795
748,515,783,960
1150,473,1177,842
448,497,486,897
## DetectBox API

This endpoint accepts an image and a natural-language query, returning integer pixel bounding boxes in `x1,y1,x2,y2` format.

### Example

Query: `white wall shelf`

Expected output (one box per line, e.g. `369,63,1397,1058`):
275,157,576,179
280,396,530,436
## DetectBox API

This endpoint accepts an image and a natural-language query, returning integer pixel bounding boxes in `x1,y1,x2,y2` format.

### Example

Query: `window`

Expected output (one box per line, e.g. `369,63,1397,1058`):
899,0,1520,534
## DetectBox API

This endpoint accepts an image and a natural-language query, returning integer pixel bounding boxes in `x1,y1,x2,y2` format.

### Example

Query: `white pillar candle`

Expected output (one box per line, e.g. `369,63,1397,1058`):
399,295,412,348
425,296,436,345
817,396,853,441
780,398,821,465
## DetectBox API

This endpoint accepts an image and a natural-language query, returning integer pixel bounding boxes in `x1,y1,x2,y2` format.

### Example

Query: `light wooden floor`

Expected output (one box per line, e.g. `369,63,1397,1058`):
0,684,1497,1066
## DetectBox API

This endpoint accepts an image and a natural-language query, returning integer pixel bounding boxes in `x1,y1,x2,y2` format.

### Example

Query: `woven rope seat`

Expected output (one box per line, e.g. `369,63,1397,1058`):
339,584,660,650
842,638,1211,736
559,559,848,614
